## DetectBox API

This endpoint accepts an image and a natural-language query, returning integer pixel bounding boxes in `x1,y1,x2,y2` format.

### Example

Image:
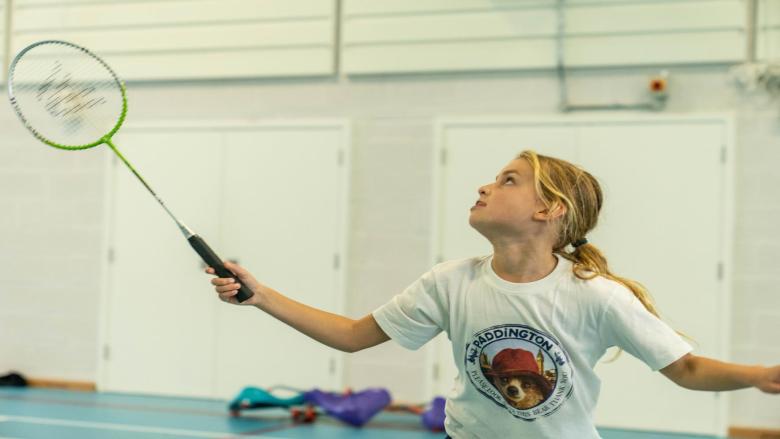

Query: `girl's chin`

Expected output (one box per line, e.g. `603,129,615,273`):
468,218,490,234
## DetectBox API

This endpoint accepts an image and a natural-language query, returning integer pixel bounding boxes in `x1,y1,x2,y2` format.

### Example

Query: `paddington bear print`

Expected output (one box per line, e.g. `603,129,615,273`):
465,324,574,421
482,348,553,409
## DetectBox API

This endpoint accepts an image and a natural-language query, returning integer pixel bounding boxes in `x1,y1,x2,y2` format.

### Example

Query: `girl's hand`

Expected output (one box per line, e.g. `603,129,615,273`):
205,261,264,306
756,365,780,394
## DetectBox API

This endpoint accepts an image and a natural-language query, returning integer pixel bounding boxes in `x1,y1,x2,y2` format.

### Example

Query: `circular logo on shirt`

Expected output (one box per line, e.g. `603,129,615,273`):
464,324,574,421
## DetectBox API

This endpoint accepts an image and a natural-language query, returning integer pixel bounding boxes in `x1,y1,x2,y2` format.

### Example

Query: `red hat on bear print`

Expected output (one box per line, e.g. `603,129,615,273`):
487,348,552,396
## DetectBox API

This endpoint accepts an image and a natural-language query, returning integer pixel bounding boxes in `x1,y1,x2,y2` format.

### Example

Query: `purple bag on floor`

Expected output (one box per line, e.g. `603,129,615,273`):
304,388,391,427
421,397,446,431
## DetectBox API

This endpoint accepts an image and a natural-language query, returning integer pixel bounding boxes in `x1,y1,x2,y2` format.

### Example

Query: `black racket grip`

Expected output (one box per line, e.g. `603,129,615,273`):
188,234,254,303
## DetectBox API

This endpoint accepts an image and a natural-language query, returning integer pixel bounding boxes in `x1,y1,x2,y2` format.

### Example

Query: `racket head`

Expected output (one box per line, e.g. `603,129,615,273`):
7,40,127,150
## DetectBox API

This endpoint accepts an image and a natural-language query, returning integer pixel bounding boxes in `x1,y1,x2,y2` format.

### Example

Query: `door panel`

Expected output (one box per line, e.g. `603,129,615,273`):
105,131,221,397
102,124,348,399
214,128,345,397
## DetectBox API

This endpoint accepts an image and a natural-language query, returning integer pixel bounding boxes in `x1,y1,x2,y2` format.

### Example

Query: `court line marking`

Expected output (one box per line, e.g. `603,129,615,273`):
0,416,21,439
0,393,234,418
0,414,279,438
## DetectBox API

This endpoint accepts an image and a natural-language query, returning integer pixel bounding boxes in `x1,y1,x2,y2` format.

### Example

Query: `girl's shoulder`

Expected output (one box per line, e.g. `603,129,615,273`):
565,270,628,303
432,255,489,277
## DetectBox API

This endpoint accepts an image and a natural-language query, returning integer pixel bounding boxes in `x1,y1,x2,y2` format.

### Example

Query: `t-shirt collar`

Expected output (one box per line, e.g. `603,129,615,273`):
482,253,570,294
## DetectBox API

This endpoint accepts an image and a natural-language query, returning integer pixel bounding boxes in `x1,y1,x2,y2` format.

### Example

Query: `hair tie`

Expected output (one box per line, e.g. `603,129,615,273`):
572,238,588,248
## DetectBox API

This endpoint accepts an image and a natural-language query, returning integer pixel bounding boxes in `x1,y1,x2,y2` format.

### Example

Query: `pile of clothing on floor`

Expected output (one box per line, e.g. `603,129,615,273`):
229,385,446,431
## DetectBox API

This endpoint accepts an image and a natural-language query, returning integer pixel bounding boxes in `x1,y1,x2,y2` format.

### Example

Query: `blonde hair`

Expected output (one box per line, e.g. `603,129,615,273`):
517,150,662,319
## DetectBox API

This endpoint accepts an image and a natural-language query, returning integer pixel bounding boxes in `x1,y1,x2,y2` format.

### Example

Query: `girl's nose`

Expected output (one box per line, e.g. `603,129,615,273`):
479,185,489,195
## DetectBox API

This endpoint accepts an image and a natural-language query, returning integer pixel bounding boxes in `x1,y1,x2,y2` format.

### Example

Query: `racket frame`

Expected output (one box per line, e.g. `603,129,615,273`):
7,39,127,151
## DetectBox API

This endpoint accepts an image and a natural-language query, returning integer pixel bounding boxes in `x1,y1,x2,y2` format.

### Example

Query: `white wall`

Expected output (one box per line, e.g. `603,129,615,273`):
11,0,337,80
5,0,767,79
758,0,780,60
0,107,104,381
341,0,745,74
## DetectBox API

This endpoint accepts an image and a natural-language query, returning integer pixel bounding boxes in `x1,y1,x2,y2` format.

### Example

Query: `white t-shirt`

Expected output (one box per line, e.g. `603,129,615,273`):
373,254,692,439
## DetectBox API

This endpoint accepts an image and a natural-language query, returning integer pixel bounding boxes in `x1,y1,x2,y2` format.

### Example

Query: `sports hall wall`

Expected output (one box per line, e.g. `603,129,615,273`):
0,0,778,432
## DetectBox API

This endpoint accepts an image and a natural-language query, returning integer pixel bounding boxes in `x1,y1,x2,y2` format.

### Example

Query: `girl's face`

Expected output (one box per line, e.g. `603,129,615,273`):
469,159,550,240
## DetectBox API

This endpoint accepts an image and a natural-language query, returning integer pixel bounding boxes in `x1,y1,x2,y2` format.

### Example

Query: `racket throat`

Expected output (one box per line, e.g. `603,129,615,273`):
175,221,196,239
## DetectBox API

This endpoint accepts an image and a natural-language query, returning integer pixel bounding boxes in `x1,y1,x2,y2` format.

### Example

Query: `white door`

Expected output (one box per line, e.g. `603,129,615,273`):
213,127,347,397
102,130,222,397
101,122,349,398
431,116,730,436
580,122,726,434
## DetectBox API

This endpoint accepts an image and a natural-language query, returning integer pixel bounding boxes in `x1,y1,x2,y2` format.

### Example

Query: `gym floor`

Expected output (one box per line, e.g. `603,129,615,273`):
0,388,725,439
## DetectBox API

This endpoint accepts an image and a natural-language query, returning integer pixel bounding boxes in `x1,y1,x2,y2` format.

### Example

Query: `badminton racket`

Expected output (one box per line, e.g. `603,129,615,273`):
7,40,253,303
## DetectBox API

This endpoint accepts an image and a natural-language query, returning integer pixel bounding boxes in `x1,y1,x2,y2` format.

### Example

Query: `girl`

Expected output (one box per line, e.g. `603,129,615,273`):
207,150,780,438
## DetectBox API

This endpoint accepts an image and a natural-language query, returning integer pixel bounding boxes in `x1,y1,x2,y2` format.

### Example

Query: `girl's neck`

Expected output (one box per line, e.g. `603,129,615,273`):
491,240,558,283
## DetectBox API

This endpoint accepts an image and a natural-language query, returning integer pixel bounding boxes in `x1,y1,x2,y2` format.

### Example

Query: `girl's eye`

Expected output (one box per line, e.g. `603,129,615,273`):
504,177,515,184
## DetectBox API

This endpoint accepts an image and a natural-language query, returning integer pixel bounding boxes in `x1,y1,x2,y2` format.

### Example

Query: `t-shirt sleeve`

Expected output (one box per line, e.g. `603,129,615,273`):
372,269,447,351
598,285,693,371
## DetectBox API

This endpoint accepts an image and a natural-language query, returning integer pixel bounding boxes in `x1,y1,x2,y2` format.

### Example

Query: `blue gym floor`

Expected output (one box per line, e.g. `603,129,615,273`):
0,388,726,438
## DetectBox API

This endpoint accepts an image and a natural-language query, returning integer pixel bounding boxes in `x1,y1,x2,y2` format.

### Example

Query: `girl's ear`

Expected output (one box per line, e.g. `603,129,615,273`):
533,203,566,222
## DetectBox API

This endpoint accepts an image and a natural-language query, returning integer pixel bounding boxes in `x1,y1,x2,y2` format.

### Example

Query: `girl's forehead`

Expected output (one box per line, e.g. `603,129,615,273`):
500,158,531,175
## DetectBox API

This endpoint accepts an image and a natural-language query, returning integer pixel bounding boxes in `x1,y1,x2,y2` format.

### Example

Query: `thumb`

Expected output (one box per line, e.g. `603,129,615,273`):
223,261,245,278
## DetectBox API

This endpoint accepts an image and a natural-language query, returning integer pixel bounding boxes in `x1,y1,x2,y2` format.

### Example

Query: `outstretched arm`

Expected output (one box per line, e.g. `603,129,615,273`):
207,262,390,353
661,353,780,393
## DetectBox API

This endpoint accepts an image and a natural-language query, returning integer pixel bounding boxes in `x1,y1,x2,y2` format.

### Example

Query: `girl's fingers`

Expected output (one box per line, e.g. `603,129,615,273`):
205,267,248,305
211,277,236,286
216,283,241,293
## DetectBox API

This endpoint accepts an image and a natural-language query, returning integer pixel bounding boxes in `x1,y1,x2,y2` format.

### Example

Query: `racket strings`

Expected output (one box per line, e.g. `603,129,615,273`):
30,61,106,139
10,42,124,148
37,60,108,119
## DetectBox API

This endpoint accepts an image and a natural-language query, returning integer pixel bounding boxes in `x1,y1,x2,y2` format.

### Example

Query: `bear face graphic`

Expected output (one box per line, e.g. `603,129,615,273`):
484,348,553,410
